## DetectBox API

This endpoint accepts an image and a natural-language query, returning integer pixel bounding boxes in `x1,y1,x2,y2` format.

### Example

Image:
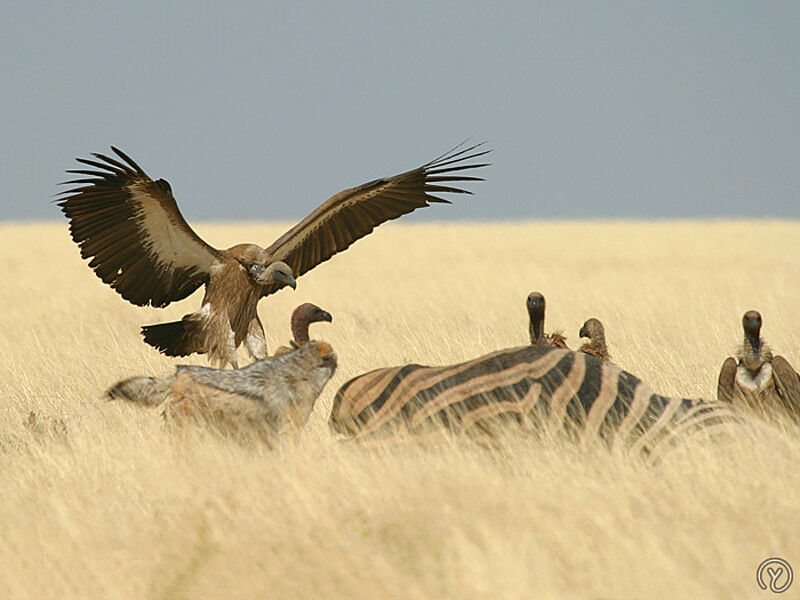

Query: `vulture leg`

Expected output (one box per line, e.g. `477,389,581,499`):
245,316,268,360
772,356,800,418
717,357,737,404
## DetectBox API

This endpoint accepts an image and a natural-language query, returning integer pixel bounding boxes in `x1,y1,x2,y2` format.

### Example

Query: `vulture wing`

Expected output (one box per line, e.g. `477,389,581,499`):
58,147,224,307
260,142,489,297
717,357,737,403
772,356,800,414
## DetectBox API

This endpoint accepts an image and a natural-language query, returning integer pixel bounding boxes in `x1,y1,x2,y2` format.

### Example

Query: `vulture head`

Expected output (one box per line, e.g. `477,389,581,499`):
228,244,297,288
579,318,606,344
742,310,762,350
740,310,770,373
292,303,333,345
263,261,297,289
526,292,546,342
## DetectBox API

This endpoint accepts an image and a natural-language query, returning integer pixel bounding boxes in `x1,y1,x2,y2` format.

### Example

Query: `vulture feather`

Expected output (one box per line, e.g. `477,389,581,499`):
717,310,800,420
58,143,488,366
578,318,611,362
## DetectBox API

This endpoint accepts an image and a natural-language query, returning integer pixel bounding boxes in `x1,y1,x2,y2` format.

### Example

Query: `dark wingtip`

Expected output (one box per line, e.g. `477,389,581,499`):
110,146,148,176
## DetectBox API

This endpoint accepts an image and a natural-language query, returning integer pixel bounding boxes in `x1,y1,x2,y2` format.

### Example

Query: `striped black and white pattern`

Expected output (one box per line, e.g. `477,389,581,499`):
329,345,739,458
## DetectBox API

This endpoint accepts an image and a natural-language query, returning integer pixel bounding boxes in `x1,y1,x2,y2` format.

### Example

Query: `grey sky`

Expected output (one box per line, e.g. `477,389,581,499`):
2,2,798,221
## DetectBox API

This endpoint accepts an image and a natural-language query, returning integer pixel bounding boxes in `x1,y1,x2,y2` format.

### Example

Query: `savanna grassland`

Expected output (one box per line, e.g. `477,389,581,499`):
1,221,799,599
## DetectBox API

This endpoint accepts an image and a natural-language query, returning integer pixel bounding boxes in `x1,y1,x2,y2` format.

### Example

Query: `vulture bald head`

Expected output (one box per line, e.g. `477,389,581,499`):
742,310,762,350
526,291,568,348
227,244,296,289
740,310,772,374
578,318,610,362
579,318,605,343
526,292,546,343
271,303,334,358
292,303,333,345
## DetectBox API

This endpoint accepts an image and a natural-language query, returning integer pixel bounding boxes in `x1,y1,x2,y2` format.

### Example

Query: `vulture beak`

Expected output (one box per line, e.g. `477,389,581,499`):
527,294,544,313
319,310,333,323
742,311,762,349
276,271,297,289
579,325,587,339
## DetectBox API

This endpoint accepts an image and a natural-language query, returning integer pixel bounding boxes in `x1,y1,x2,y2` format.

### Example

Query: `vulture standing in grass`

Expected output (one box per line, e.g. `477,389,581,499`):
272,303,332,357
578,318,611,362
526,292,568,349
59,143,488,367
717,310,800,419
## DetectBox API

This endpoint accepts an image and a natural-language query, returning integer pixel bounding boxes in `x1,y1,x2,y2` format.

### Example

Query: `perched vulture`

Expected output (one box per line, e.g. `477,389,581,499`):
717,310,800,419
272,303,332,357
578,318,611,362
107,340,337,445
59,143,488,367
526,292,568,349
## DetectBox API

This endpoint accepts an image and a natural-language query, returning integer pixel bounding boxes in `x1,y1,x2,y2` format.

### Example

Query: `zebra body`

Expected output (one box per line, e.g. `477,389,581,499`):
330,345,737,457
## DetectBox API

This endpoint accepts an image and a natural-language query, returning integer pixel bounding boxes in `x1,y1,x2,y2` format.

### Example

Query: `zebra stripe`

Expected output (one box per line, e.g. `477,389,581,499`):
329,344,740,457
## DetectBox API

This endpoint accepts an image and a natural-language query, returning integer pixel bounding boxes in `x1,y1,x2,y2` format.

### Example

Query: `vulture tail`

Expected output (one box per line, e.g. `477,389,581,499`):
106,376,172,406
141,320,199,357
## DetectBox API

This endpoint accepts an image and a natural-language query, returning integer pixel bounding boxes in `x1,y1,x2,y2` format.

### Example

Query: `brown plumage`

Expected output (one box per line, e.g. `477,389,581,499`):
526,292,568,349
272,303,333,357
107,340,337,445
578,318,611,362
58,143,488,366
717,310,800,420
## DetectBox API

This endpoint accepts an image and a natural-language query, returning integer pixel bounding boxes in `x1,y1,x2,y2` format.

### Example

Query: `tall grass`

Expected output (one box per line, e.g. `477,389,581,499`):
1,221,798,599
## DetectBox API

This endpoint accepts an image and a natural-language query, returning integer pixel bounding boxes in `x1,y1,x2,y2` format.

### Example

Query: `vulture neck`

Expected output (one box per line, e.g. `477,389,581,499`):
528,309,544,344
292,312,311,345
593,330,607,349
741,329,772,375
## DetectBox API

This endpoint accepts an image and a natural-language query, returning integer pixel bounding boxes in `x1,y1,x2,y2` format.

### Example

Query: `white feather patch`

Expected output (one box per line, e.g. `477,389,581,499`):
735,363,773,392
129,185,218,277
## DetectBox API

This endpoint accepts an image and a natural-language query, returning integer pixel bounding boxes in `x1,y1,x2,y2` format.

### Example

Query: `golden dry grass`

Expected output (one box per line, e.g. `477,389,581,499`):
1,220,799,599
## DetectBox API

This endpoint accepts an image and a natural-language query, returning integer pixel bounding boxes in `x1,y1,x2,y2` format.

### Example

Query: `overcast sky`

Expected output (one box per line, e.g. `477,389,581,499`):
1,2,798,221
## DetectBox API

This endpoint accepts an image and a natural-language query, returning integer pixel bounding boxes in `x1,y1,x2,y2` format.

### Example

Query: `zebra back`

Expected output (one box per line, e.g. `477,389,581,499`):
329,345,739,457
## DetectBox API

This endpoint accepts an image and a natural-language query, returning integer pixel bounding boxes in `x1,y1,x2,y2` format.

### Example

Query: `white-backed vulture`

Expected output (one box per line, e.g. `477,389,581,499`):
107,340,337,445
58,143,488,367
717,310,800,419
526,292,569,349
272,303,332,357
578,318,611,362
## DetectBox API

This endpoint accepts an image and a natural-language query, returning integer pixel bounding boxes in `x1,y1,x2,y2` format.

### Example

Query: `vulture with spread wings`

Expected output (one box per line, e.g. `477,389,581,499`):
58,143,489,367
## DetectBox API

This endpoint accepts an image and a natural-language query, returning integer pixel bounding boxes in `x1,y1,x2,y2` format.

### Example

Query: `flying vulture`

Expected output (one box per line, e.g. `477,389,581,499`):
58,143,488,367
578,318,611,362
526,292,569,349
717,310,800,419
